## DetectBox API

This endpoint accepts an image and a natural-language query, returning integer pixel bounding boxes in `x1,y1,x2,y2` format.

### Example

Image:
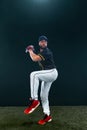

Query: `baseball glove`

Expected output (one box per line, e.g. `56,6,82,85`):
25,45,34,53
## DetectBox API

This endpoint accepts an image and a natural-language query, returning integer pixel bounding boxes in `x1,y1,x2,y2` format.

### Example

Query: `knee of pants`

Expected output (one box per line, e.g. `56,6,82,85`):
30,72,38,79
30,72,36,78
30,72,33,78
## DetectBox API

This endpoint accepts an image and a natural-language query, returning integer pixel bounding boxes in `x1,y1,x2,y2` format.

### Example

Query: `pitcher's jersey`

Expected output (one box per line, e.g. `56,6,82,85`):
38,47,56,70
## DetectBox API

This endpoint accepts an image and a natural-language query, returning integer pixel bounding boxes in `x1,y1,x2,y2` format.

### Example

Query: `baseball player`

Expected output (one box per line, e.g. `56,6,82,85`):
24,36,58,125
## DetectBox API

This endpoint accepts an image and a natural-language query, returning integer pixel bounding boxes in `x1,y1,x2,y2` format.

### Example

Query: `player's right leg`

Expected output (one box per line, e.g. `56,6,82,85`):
24,71,40,114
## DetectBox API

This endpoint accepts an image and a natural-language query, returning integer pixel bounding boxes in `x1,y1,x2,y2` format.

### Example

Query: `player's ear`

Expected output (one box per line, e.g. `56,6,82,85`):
45,42,47,46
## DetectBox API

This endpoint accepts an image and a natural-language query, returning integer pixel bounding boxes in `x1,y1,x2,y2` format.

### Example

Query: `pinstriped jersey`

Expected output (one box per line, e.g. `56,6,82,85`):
38,47,56,70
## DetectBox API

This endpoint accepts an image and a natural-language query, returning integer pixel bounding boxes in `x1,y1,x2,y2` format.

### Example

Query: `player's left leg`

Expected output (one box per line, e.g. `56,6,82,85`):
38,81,52,125
40,81,52,115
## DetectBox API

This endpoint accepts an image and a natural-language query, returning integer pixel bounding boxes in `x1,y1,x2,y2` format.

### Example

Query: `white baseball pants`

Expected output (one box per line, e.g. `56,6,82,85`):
30,68,58,115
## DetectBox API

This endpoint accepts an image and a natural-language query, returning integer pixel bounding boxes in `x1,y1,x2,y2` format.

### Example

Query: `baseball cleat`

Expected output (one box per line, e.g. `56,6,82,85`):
38,114,52,125
24,100,40,114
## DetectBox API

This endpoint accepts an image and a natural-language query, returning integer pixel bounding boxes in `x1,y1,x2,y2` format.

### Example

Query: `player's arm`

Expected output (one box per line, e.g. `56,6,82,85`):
29,50,42,62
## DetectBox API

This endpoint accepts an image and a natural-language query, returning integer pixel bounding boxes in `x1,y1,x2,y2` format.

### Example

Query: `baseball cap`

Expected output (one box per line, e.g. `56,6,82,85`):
38,35,48,42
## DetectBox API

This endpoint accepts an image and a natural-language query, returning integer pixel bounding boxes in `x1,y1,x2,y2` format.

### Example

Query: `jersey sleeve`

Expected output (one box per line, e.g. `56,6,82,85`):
38,51,46,61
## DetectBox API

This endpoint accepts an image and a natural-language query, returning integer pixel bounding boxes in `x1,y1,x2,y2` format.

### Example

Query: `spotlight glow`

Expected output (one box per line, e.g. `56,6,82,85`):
33,0,49,4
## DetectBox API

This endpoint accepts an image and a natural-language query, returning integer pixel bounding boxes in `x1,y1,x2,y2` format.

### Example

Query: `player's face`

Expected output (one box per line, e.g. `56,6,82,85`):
39,40,47,48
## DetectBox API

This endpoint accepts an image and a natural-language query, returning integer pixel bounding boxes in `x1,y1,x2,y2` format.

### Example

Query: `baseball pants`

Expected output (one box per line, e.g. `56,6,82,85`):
30,68,58,115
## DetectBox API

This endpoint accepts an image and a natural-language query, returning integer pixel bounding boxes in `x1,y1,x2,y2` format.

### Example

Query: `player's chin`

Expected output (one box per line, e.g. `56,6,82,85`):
39,45,46,49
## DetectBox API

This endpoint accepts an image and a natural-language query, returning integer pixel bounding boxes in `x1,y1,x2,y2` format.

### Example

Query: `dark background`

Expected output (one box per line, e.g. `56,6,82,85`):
0,0,87,106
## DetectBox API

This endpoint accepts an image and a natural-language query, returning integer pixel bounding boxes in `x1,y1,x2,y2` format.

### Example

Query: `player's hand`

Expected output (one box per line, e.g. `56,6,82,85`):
25,45,34,53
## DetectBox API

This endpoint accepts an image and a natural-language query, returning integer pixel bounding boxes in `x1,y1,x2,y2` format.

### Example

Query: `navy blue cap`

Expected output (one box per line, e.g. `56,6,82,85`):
38,35,48,42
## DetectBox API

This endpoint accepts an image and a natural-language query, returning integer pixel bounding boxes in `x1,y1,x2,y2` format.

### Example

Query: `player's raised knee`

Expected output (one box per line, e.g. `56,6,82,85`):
30,71,38,78
30,72,35,78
